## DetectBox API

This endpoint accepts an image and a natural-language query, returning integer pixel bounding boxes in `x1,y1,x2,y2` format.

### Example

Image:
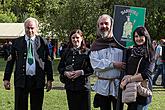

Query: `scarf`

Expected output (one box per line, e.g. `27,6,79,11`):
90,37,120,51
131,45,148,58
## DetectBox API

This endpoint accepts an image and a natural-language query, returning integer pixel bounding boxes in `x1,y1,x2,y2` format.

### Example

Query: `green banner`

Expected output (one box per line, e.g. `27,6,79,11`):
113,5,146,48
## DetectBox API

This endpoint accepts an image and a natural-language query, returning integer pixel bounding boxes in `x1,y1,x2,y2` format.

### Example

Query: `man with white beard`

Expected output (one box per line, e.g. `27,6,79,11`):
90,14,125,110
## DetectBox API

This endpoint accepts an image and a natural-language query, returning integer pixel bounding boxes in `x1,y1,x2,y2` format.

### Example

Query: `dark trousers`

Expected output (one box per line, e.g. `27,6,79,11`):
153,64,164,85
66,89,91,110
93,93,117,110
15,76,44,110
162,63,165,87
127,102,137,110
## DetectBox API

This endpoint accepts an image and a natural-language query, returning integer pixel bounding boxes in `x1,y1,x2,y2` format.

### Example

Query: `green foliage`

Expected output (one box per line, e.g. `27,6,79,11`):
41,0,165,41
0,72,165,110
11,0,40,22
0,58,165,110
0,0,164,40
0,11,17,22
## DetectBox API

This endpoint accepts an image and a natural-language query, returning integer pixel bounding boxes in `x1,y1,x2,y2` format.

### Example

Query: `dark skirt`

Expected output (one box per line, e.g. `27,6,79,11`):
66,89,91,110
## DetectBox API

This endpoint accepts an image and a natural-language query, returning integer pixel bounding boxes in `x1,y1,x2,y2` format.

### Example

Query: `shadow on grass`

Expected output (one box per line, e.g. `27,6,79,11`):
52,86,64,90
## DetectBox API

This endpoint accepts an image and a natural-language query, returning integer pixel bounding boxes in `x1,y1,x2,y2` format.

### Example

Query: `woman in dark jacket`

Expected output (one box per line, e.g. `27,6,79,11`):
58,29,93,110
120,26,155,110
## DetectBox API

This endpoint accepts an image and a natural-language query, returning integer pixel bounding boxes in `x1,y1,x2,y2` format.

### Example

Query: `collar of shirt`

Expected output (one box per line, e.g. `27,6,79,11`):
25,35,36,42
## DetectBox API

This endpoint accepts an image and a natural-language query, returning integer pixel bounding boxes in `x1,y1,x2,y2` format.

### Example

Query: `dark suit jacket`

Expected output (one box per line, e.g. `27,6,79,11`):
3,35,54,88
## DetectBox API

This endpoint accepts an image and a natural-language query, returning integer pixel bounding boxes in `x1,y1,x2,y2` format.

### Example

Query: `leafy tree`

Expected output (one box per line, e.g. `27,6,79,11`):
11,0,40,22
0,0,17,22
0,0,164,40
95,0,165,40
41,0,104,42
0,10,17,22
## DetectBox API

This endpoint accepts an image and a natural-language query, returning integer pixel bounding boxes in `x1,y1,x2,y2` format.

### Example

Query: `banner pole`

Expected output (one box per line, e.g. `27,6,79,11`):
116,48,127,110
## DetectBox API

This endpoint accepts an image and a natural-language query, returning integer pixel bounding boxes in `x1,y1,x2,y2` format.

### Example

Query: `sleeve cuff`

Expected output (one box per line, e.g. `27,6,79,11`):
109,62,114,68
81,70,84,75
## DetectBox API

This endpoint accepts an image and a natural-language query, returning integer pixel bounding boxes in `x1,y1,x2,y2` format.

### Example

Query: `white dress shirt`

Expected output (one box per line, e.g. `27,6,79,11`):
25,35,36,76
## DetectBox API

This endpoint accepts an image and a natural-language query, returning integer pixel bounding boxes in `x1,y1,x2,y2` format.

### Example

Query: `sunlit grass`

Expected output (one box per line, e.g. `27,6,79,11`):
0,58,165,110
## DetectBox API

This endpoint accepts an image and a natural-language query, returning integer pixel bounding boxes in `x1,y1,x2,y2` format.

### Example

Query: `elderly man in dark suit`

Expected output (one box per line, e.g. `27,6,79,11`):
3,17,54,110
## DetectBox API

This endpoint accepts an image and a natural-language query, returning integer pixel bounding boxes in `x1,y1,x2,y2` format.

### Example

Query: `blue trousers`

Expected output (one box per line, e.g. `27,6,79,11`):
153,64,164,85
127,102,149,110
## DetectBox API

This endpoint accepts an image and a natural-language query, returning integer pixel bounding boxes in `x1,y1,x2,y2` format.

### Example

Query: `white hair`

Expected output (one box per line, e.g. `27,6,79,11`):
24,17,39,28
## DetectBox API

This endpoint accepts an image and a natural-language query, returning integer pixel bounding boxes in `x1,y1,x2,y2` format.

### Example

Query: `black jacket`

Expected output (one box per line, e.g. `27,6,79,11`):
126,48,154,105
3,35,54,88
58,48,93,91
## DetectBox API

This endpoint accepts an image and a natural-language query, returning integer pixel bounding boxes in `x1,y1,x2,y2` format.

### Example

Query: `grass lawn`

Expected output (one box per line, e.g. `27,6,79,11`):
0,58,165,110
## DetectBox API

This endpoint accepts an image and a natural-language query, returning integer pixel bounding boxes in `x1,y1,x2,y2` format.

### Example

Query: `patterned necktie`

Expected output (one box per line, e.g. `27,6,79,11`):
27,39,33,65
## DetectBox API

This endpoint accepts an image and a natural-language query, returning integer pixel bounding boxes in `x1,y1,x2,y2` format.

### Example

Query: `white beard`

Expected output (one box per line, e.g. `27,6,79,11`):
101,31,109,38
98,29,110,38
